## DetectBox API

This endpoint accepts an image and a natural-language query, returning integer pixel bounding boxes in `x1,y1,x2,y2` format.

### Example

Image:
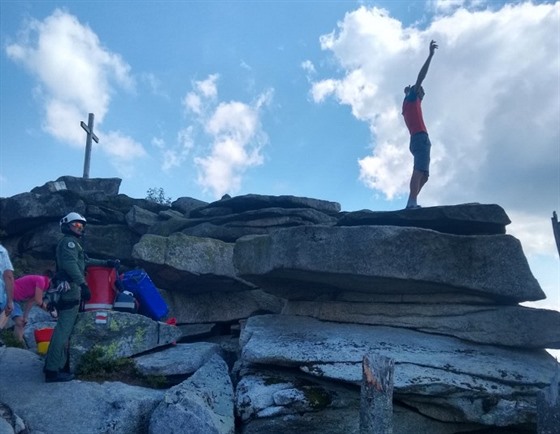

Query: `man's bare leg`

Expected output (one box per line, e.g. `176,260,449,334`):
406,169,429,208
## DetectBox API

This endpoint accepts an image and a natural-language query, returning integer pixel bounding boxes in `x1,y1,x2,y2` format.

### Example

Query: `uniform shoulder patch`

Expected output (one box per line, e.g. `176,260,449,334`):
67,241,76,249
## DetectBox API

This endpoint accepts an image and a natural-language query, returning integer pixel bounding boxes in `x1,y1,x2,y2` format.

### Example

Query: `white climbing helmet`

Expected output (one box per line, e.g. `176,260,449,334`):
60,212,87,236
60,212,87,227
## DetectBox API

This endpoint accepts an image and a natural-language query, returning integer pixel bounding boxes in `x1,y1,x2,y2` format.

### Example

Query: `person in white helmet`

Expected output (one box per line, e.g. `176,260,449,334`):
44,212,118,383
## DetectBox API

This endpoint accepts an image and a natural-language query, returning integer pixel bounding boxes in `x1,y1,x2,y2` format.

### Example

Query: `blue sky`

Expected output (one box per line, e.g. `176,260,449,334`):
1,1,559,317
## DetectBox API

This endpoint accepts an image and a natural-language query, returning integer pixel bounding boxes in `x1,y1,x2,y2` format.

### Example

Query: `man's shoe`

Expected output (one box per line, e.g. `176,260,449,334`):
45,370,74,383
405,204,422,209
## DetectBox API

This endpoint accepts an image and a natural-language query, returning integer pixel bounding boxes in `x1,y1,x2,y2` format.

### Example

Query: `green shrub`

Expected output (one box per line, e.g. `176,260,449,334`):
76,347,168,389
146,187,172,206
0,329,25,349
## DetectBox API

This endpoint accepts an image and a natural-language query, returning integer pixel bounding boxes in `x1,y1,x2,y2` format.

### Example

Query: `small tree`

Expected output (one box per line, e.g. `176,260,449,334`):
146,187,172,206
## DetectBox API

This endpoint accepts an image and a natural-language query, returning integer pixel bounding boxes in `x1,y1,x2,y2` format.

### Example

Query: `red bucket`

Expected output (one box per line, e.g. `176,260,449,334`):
34,327,54,355
34,327,54,343
84,266,117,311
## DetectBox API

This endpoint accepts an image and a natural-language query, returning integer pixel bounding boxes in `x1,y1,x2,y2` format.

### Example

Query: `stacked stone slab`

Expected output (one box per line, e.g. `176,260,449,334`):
233,206,560,432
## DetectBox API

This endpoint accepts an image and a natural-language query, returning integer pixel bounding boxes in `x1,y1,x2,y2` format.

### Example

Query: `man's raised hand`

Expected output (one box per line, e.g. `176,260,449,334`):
430,40,438,56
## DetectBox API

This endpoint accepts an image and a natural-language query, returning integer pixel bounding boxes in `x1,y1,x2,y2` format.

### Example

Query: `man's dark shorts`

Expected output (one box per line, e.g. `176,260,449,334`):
409,132,431,173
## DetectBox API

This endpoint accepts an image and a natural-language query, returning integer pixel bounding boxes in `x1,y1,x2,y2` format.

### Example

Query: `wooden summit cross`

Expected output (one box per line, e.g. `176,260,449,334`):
81,113,99,179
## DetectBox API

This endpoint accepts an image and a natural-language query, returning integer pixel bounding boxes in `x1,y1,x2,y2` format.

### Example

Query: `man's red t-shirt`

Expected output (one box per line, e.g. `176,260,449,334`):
402,88,427,135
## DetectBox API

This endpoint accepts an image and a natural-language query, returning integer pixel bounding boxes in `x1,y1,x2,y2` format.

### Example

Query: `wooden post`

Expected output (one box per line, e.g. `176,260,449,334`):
551,211,560,258
537,363,560,434
360,354,395,434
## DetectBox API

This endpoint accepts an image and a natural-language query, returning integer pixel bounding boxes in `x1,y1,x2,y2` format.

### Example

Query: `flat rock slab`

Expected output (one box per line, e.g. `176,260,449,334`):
133,233,253,292
134,342,224,376
234,225,544,303
0,347,163,434
163,289,284,324
31,175,122,195
240,314,559,426
191,194,341,217
282,301,560,348
337,203,510,235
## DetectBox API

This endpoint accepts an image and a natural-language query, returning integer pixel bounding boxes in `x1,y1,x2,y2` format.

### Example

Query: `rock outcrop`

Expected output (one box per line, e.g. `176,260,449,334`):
0,175,558,434
239,314,556,426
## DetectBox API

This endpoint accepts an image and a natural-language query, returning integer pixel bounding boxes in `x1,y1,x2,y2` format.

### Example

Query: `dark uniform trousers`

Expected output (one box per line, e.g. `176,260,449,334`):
45,234,87,373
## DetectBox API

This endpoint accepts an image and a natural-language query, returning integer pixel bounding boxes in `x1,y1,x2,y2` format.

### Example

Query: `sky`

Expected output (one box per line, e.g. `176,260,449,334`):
0,1,558,321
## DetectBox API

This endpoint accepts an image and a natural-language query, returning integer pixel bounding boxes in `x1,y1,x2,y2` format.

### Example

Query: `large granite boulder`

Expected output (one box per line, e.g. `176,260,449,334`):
0,347,164,434
163,289,284,324
82,223,141,262
0,190,86,235
69,311,182,370
31,176,122,196
190,194,341,217
149,354,235,434
170,196,208,216
337,203,511,235
134,342,225,376
282,301,560,348
239,314,558,427
235,365,486,434
234,225,545,303
132,233,253,292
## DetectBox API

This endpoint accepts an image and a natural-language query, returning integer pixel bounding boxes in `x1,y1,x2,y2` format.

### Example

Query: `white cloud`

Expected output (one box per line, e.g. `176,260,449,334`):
182,74,220,115
181,74,271,198
507,210,559,258
5,8,145,163
429,0,487,14
98,130,146,160
158,127,195,172
301,60,316,78
141,72,168,99
195,74,219,99
151,137,165,150
312,2,560,256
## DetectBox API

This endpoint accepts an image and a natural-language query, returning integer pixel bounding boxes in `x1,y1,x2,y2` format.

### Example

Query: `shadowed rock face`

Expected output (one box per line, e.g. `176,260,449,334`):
233,225,544,303
0,177,557,434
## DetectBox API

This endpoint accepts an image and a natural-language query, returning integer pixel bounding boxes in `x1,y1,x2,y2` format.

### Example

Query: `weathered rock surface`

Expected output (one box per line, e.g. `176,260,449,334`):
234,365,484,434
0,347,164,434
337,203,510,235
149,354,234,434
132,233,253,292
134,342,225,376
282,301,560,348
163,289,285,324
190,194,341,217
234,225,545,303
240,314,557,426
69,311,182,370
0,177,557,433
31,175,122,196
